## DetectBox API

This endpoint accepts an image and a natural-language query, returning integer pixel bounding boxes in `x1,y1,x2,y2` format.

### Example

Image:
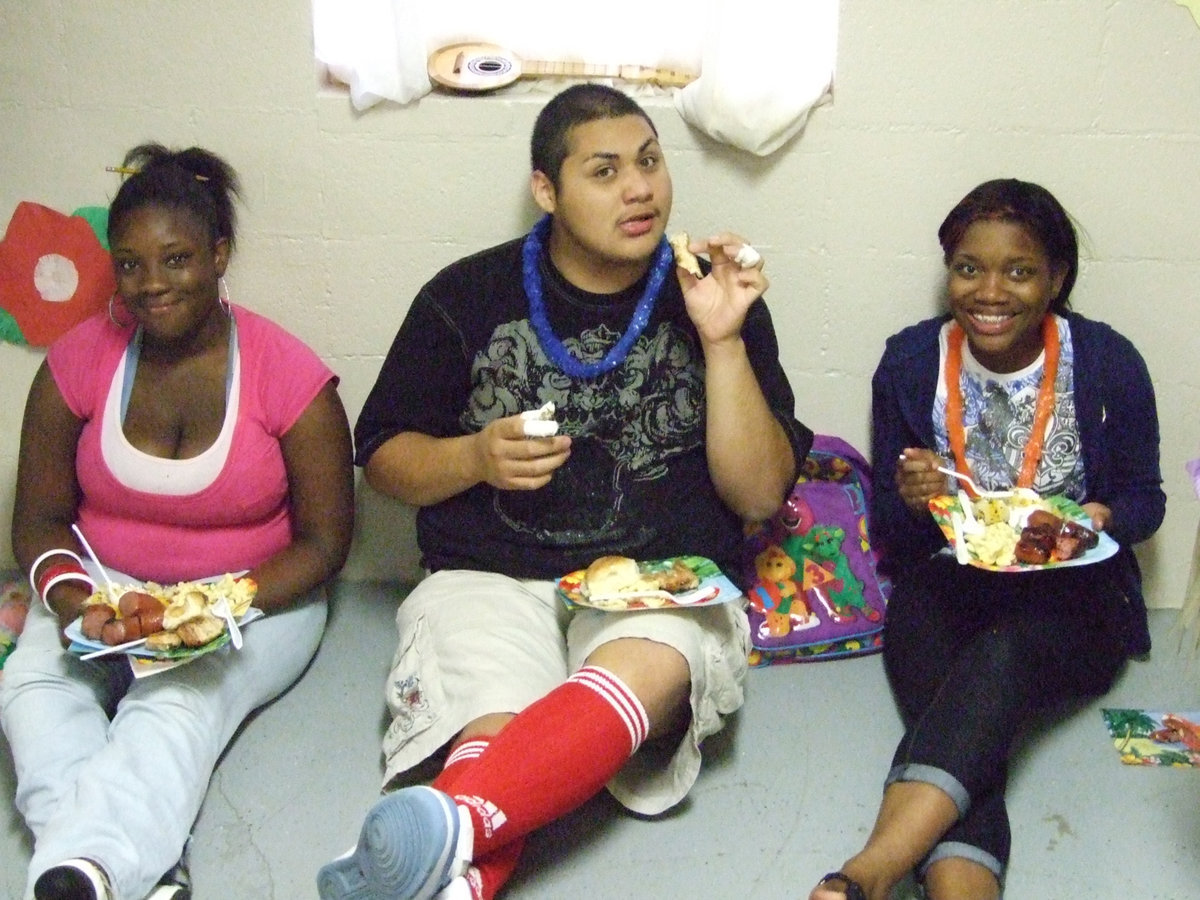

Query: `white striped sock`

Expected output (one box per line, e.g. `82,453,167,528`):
569,665,650,751
444,739,489,769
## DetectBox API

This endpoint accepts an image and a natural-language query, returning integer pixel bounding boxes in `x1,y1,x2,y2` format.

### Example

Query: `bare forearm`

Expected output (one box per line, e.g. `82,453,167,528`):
244,533,350,613
703,338,796,521
364,431,484,507
251,383,354,613
13,519,80,576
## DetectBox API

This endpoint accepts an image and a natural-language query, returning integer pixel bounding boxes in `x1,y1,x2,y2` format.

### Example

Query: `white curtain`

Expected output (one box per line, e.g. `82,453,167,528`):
312,0,837,156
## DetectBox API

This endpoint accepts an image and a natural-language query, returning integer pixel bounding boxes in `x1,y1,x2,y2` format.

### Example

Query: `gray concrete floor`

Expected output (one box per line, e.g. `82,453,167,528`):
2,583,1199,899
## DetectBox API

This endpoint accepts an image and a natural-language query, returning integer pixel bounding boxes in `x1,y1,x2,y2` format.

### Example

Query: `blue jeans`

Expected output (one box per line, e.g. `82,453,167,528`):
882,554,1129,878
1,590,326,900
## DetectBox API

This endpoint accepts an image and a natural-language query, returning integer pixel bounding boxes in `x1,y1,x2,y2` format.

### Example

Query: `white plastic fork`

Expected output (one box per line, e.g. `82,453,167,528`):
80,636,148,660
935,466,1013,500
71,523,121,605
213,597,243,650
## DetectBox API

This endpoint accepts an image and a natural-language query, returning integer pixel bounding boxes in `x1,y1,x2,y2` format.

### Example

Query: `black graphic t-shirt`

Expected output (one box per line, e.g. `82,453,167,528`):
355,236,810,580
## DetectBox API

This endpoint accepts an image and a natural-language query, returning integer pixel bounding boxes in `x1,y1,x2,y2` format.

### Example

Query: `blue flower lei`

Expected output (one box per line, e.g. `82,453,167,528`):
522,214,673,378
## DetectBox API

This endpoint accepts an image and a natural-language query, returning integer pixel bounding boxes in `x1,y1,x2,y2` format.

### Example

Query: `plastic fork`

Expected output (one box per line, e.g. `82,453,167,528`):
935,466,1013,500
71,523,121,604
213,597,243,650
80,635,148,661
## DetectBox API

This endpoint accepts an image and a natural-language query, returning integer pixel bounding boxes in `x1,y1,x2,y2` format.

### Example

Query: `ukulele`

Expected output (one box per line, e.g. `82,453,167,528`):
428,42,696,93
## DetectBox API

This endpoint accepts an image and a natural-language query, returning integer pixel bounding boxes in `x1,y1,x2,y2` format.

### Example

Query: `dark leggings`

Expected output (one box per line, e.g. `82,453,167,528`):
882,554,1131,871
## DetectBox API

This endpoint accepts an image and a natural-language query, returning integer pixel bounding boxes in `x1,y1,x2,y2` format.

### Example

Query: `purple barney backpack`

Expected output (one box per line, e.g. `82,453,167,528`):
742,435,891,665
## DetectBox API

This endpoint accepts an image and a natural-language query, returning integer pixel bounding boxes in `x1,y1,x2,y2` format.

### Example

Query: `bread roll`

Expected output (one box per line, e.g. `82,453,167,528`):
584,556,653,596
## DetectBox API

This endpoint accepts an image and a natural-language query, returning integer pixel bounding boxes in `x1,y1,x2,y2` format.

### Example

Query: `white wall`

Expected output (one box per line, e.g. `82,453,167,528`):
1,0,1197,608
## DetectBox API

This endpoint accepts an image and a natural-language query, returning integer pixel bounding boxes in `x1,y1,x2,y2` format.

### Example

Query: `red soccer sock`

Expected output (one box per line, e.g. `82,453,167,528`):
450,665,649,859
433,738,490,793
433,739,523,900
463,840,524,900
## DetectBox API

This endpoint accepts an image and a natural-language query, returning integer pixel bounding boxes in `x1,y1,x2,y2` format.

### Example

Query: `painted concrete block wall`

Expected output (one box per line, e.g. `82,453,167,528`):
0,0,1197,609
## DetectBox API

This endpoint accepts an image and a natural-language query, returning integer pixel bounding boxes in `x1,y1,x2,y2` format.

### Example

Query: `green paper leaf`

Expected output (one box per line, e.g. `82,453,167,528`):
71,206,110,250
0,306,28,345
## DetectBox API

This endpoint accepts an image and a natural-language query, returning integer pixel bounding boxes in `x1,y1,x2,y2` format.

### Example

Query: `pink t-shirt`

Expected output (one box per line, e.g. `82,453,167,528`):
48,306,335,583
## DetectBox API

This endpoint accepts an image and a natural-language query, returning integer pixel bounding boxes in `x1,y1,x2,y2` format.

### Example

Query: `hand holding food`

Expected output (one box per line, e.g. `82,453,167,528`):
520,401,559,438
671,232,761,276
473,413,571,493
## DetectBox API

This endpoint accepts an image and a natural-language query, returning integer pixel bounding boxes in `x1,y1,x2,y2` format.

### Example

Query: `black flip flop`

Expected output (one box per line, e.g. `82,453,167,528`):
817,871,867,900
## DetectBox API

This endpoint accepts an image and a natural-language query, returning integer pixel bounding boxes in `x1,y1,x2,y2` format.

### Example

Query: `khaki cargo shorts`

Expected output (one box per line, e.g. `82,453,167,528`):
381,569,749,815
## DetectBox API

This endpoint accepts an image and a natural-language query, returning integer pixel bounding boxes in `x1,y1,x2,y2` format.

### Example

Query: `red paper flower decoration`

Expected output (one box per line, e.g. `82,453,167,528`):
0,202,115,347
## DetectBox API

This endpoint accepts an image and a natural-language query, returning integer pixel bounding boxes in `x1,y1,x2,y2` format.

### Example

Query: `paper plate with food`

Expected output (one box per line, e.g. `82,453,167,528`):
928,489,1119,573
64,573,260,660
557,555,743,611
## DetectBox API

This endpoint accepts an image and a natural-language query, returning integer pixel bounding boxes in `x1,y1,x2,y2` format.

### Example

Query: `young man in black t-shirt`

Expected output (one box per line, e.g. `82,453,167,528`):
320,83,811,900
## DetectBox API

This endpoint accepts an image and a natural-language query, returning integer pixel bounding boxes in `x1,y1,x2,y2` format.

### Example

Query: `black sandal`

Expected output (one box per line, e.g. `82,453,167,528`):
817,871,867,900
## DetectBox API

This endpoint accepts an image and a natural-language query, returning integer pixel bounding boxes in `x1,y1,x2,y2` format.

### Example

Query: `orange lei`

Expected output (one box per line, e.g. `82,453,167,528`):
945,316,1060,496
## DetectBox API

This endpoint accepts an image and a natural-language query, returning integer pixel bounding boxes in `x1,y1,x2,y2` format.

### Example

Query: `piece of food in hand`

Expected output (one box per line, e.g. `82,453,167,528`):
520,401,559,437
175,611,225,647
584,556,658,596
669,233,702,278
733,244,761,268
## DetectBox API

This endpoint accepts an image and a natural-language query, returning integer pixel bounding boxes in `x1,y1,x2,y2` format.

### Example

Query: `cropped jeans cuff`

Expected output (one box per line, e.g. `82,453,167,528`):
920,840,1004,882
886,762,971,818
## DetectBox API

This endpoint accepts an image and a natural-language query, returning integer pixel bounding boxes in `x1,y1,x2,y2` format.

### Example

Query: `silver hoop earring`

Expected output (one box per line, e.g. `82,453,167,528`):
218,277,232,316
108,292,133,327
